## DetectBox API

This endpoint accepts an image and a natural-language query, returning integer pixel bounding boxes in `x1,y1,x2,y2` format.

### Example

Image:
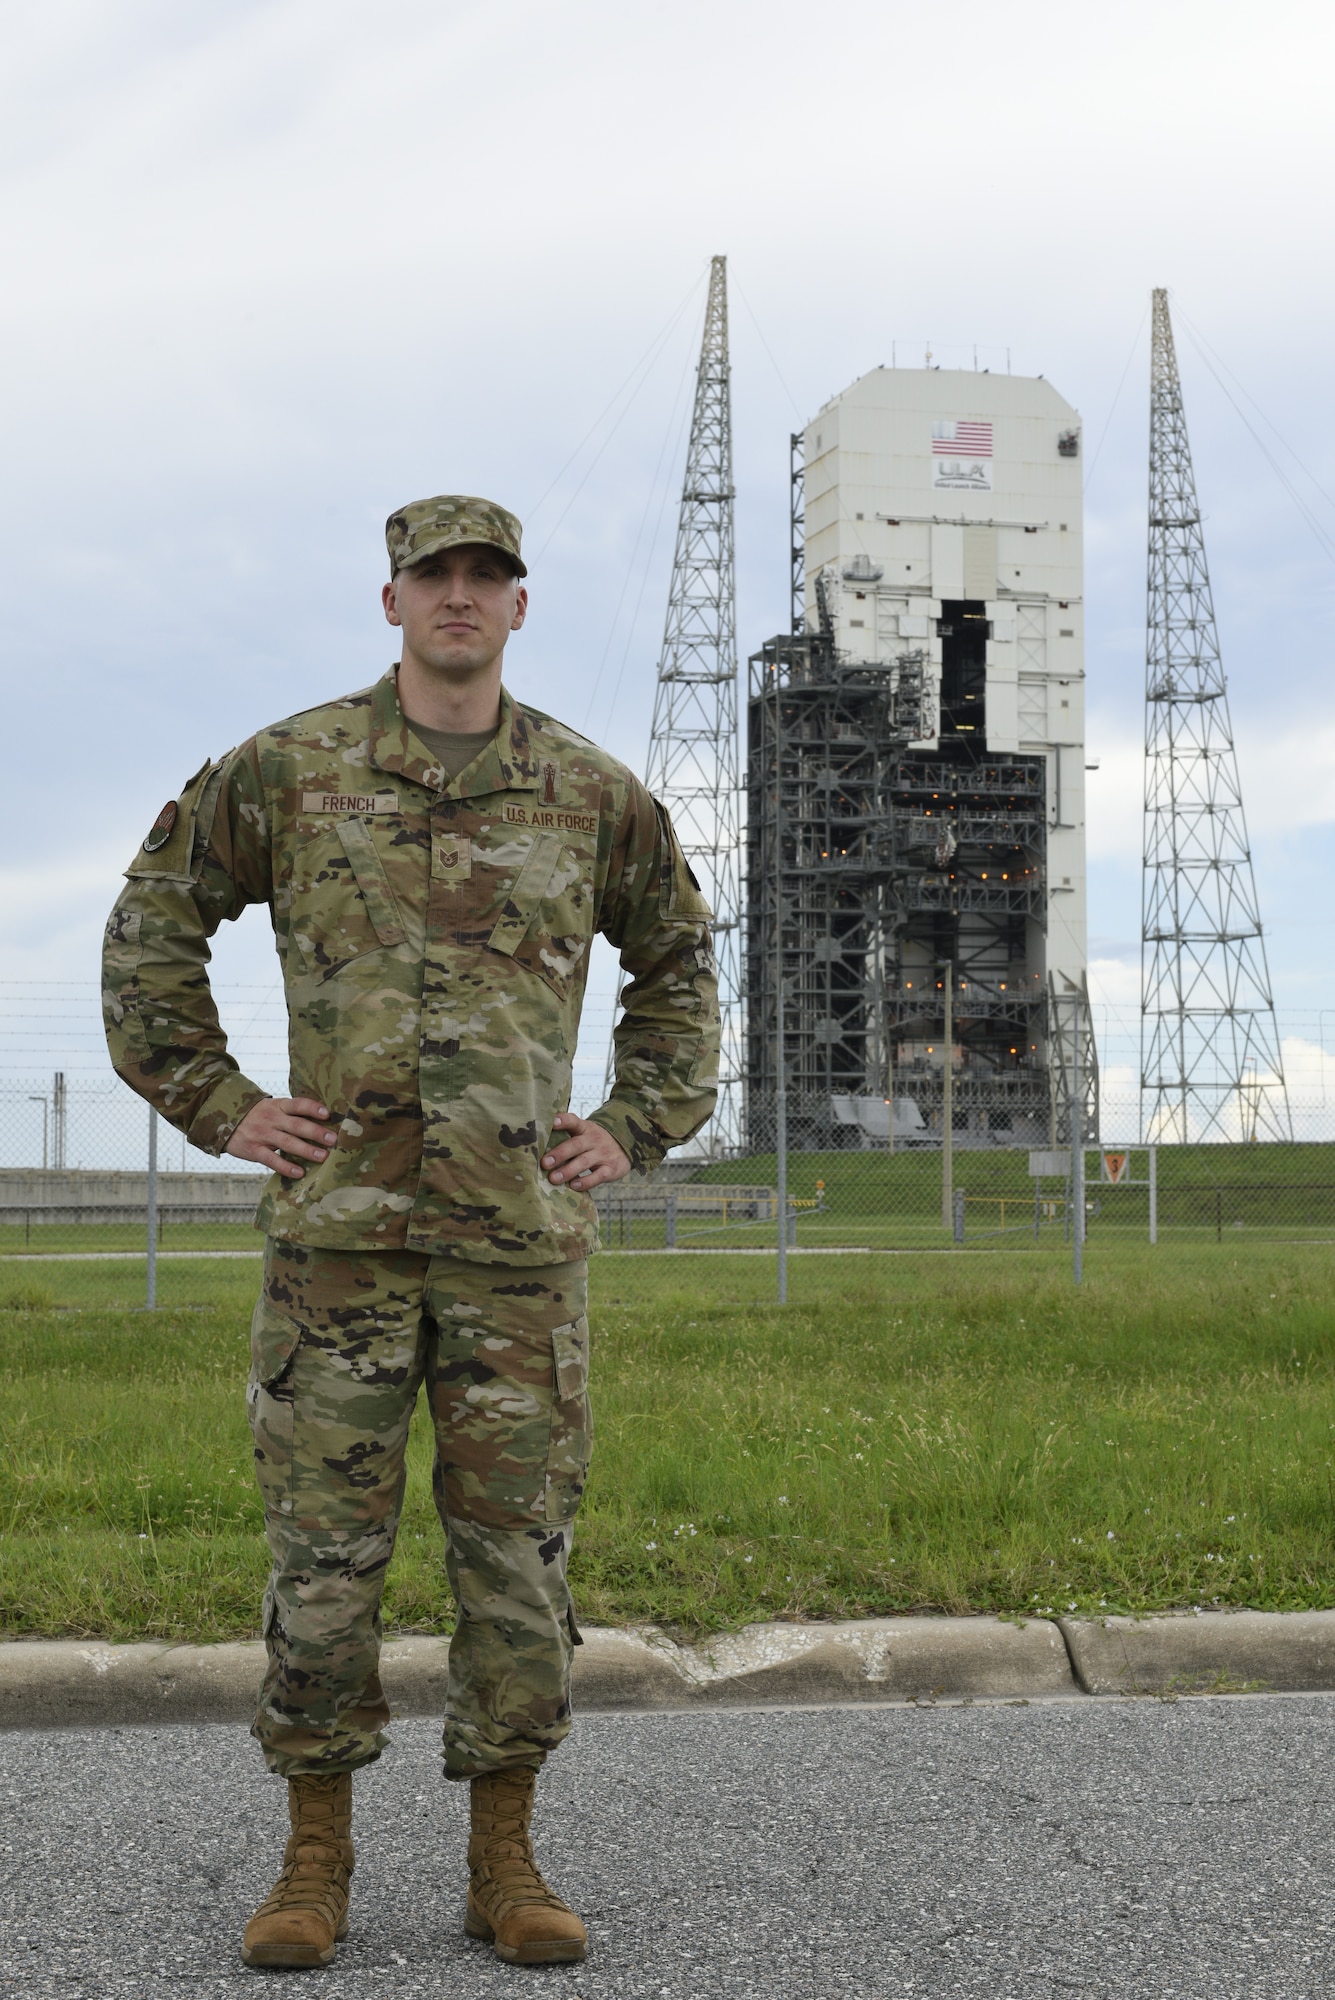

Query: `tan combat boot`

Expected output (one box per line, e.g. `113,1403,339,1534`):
465,1768,587,1965
241,1771,354,1968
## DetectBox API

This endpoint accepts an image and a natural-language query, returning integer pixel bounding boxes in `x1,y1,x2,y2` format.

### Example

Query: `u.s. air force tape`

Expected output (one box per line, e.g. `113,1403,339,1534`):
301,791,398,814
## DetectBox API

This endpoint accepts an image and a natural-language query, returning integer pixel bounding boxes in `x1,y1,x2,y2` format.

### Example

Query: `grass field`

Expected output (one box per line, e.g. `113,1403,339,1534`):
1,1239,1333,1644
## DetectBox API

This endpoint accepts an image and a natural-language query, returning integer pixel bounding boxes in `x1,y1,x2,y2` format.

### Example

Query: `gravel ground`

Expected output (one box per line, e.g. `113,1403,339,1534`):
2,1694,1334,1997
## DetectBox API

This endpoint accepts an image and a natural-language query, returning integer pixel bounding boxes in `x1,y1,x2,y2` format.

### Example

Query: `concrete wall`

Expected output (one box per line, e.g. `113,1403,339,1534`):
0,1169,267,1207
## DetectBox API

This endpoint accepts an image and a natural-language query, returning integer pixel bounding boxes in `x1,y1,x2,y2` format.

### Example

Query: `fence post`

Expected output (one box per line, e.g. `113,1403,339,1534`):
1070,995,1084,1286
1073,1146,1084,1285
773,659,788,1307
952,1187,965,1243
1148,1143,1158,1244
665,1192,677,1250
941,961,954,1231
145,1108,159,1311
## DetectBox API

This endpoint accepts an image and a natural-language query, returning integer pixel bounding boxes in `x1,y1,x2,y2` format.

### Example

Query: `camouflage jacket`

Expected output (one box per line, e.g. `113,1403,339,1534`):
103,671,720,1264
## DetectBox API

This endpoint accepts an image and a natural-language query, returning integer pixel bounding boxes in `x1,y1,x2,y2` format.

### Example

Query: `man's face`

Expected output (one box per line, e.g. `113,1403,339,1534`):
382,543,527,677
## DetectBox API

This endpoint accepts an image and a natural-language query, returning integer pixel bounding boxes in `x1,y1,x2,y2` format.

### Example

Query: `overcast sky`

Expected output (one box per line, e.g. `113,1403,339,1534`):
3,0,1333,1128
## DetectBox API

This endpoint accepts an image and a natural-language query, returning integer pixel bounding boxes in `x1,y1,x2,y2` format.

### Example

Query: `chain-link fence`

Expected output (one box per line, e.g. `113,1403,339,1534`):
3,983,1335,1309
3,1093,1335,1312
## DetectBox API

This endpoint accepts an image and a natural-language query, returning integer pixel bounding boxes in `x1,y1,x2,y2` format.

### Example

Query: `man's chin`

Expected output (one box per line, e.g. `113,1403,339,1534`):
417,649,490,676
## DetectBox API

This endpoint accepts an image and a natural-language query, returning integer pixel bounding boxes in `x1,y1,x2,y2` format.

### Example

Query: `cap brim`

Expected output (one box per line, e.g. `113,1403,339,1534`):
398,530,526,578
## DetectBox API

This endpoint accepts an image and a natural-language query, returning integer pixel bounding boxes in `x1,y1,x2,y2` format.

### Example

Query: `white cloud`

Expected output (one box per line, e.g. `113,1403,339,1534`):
1086,720,1335,866
1280,1035,1335,1087
1087,956,1140,1014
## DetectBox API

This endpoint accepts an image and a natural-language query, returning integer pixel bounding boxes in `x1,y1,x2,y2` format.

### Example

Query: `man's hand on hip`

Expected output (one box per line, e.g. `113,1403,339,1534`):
541,1113,631,1190
225,1098,339,1178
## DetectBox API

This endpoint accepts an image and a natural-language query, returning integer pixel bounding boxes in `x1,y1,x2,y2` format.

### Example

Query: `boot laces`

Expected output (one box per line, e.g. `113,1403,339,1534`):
472,1854,570,1920
255,1774,352,1913
470,1775,570,1918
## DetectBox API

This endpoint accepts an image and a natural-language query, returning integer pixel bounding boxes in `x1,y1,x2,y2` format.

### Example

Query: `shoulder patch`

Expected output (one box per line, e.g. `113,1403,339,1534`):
124,754,228,883
142,801,178,853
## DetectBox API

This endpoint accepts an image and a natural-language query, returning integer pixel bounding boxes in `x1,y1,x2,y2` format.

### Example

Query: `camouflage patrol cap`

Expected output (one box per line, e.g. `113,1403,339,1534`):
385,494,527,578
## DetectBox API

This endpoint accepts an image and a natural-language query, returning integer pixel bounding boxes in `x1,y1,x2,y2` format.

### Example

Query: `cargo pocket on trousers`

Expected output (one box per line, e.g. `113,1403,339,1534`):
545,1315,592,1524
248,1296,301,1517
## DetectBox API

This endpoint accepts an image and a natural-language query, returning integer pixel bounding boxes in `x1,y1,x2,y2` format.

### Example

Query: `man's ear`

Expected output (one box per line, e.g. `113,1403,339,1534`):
382,579,402,628
511,585,529,632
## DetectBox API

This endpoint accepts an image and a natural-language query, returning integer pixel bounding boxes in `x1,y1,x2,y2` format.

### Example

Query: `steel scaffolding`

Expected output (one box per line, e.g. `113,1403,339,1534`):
747,422,1103,1168
746,434,1069,1151
1140,289,1291,1143
607,256,743,1152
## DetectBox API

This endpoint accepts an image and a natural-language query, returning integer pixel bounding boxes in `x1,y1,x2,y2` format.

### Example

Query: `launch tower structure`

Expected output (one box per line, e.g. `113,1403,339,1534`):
634,255,742,1151
1140,290,1290,1143
747,366,1097,1153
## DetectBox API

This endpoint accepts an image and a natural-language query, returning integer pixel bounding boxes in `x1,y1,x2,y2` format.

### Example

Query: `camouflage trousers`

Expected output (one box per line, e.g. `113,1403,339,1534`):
246,1241,591,1781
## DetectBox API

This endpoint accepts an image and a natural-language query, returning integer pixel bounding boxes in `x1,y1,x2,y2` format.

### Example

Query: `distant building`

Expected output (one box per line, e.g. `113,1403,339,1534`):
746,366,1090,1150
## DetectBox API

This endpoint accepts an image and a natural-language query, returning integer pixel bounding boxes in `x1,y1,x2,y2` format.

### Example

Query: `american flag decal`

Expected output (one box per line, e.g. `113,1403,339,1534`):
933,420,993,457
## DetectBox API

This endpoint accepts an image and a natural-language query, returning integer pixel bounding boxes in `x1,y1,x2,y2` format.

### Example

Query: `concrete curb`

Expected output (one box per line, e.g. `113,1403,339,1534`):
1057,1608,1335,1696
2,1610,1334,1729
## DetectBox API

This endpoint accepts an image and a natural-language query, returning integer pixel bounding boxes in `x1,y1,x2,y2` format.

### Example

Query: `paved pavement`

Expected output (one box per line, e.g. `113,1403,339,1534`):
2,1695,1333,1998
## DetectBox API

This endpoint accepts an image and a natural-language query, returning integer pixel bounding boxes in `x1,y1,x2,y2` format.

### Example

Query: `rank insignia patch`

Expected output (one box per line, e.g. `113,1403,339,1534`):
541,759,559,806
142,801,178,853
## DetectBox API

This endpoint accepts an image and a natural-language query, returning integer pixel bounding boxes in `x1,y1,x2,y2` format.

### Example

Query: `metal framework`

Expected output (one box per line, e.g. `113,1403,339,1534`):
614,255,742,1151
1140,290,1290,1143
1048,973,1100,1148
746,436,1071,1151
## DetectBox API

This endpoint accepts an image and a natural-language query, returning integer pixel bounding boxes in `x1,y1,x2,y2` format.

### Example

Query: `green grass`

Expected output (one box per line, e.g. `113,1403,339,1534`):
2,1239,1334,1642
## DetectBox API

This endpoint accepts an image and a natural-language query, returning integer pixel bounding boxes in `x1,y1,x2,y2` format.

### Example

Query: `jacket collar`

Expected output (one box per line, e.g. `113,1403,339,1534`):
367,668,541,799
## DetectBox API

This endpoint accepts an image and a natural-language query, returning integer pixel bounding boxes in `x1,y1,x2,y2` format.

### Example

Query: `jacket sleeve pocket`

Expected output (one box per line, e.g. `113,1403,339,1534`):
123,758,230,887
653,799,712,921
487,830,563,956
336,818,408,948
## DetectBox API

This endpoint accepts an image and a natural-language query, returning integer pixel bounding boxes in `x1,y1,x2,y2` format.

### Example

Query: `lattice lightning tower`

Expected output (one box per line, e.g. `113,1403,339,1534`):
1140,289,1290,1143
613,254,742,1151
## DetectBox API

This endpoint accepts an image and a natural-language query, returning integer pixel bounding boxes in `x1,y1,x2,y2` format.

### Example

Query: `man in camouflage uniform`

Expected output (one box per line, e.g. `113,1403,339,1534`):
103,495,719,1969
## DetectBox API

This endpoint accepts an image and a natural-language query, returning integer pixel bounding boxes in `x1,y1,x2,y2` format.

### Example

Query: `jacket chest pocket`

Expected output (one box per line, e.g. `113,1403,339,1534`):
288,817,409,980
483,830,594,999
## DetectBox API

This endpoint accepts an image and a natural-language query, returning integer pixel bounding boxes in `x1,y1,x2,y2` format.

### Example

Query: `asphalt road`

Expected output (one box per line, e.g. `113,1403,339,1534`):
2,1694,1333,1998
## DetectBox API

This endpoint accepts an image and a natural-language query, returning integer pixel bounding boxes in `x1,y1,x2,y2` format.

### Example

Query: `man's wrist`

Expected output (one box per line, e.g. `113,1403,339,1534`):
187,1075,271,1157
585,1103,666,1178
